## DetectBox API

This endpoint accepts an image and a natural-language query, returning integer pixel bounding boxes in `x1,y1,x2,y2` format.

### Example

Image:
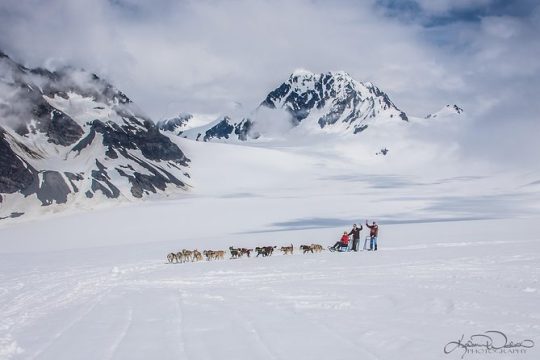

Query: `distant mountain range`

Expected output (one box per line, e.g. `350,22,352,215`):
0,51,462,219
160,70,412,142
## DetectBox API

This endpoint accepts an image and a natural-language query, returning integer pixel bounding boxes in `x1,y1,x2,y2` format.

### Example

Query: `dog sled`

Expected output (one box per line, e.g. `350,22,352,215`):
328,243,351,252
361,235,371,251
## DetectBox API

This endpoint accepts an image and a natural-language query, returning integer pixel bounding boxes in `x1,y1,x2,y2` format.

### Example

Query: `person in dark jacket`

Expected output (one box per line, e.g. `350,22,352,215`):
330,231,350,251
365,220,379,251
348,223,363,252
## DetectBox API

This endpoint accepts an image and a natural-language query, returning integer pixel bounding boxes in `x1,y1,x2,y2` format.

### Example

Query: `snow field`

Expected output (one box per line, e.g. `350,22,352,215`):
1,217,539,359
1,129,539,359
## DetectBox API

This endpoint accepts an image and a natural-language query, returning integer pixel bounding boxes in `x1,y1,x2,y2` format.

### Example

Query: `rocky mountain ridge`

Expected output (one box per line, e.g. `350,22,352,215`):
0,50,190,219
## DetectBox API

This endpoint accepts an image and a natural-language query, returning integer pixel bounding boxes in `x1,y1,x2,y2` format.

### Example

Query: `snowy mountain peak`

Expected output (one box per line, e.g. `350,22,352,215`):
425,104,464,119
287,70,353,86
261,70,408,133
290,68,315,78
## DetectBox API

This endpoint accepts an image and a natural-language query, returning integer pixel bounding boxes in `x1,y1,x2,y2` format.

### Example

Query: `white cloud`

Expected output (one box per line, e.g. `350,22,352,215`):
414,0,493,15
0,0,538,166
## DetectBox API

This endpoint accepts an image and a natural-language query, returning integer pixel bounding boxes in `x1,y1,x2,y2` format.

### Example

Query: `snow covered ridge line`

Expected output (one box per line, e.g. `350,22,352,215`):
0,50,191,220
425,104,464,119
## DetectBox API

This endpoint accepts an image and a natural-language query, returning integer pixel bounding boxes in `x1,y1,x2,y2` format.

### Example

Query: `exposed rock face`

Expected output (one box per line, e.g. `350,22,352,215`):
0,50,190,218
91,118,188,164
202,117,234,141
157,113,193,133
233,119,254,141
0,129,36,194
36,171,71,205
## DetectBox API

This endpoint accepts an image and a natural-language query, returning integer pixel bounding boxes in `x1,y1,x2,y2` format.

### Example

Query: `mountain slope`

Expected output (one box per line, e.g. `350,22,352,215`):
0,51,190,219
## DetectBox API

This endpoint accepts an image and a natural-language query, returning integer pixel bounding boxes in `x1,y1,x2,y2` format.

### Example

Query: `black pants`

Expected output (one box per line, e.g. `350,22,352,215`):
332,241,346,249
351,238,359,251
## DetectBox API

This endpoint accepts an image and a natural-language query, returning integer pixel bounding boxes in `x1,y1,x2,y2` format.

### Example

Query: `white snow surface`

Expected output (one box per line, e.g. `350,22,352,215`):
1,133,539,359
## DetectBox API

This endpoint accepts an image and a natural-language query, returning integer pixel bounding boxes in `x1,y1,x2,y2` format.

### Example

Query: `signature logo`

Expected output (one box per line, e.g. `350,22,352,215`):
444,330,535,358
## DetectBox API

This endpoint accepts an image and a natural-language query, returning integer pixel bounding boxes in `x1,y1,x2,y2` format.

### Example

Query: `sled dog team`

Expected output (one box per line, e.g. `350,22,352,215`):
167,220,379,263
167,249,224,263
167,243,325,263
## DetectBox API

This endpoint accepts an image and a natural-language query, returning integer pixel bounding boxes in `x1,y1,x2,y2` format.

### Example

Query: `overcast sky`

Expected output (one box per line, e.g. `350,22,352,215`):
0,0,539,164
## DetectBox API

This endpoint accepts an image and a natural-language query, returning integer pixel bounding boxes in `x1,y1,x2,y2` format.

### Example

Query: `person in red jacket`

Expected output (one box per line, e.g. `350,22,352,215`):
366,220,379,251
330,231,350,251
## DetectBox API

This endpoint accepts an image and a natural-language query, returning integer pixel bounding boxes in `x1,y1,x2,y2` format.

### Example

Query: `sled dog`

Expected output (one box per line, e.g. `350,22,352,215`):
280,244,294,255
